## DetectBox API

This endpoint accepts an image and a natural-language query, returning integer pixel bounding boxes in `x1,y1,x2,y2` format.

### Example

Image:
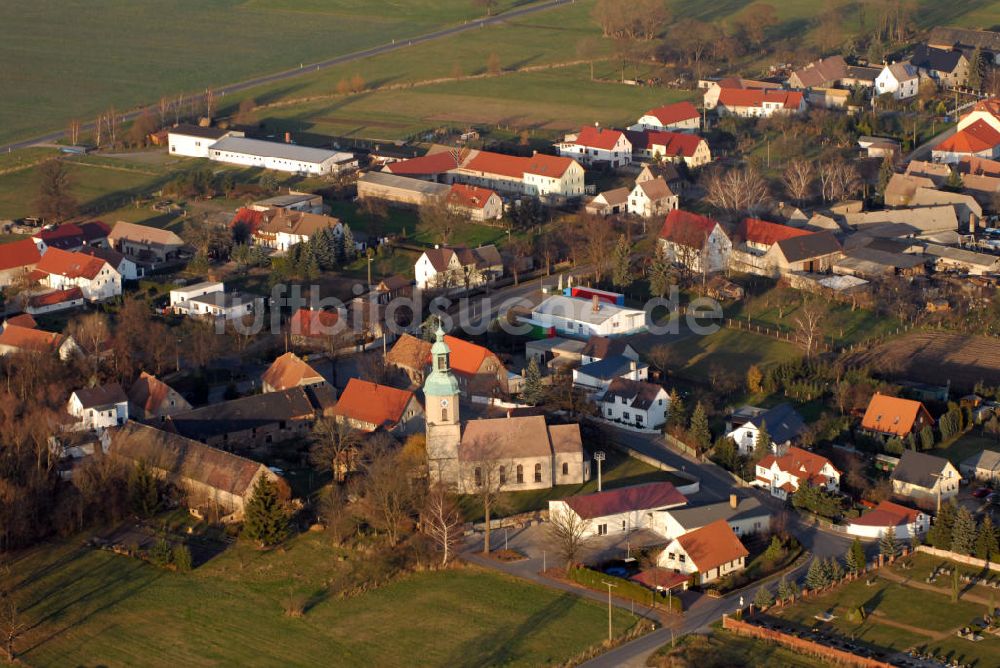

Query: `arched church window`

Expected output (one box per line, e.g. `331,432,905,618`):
534,463,542,483
516,465,524,484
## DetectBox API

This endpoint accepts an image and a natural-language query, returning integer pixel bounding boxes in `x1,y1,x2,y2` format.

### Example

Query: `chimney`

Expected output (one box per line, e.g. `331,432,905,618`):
284,132,292,144
630,359,638,379
730,494,738,509
506,409,512,419
592,294,600,312
434,244,440,250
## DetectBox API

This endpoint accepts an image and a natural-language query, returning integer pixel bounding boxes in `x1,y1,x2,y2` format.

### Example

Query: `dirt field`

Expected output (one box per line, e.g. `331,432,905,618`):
845,331,1000,390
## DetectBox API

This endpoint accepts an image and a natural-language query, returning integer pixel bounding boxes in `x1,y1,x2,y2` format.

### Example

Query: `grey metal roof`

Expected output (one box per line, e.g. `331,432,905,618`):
666,497,768,532
168,388,314,441
961,449,1000,474
748,403,806,444
533,295,644,327
358,170,451,196
210,137,348,165
911,45,966,74
189,291,259,309
577,355,645,381
168,124,230,140
775,231,842,262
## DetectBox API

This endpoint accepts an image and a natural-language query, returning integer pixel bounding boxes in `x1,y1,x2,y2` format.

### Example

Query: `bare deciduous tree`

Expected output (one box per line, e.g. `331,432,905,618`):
579,214,615,283
792,298,825,359
702,164,769,217
782,159,814,205
359,436,420,546
818,159,861,203
67,312,110,356
418,195,462,245
422,483,464,566
547,506,593,569
462,436,509,555
34,159,78,223
309,419,362,482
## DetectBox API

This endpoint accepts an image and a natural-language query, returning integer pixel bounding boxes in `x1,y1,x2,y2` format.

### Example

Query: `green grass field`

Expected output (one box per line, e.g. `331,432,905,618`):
669,327,802,384
0,0,538,146
650,625,828,668
931,430,998,466
7,531,638,667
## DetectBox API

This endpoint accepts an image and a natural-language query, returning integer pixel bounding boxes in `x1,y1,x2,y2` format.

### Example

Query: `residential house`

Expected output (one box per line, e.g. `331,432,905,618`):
386,332,510,398
714,88,806,118
730,217,813,276
658,494,770,541
630,101,700,132
548,482,687,540
33,221,109,252
287,308,345,347
25,288,85,315
459,151,586,202
357,170,451,208
960,449,1000,483
932,120,1000,163
208,136,356,175
446,183,503,221
658,209,732,274
754,446,841,500
726,403,806,457
928,26,1000,65
906,160,952,186
253,209,342,251
107,221,187,264
627,130,712,168
580,336,639,365
557,125,632,167
845,206,961,242
858,136,902,159
529,295,647,337
524,337,585,371
861,393,934,438
167,124,235,158
0,238,42,288
332,378,423,434
636,162,686,193
573,356,648,394
842,65,881,87
414,244,503,290
169,281,223,310
628,177,678,218
67,384,129,431
890,449,960,509
787,56,848,89
0,324,79,359
875,62,920,99
127,371,192,422
108,421,288,521
596,377,669,431
34,247,122,301
958,155,1000,177
763,230,844,275
957,99,1000,135
657,519,749,585
262,352,328,393
585,187,631,217
846,500,929,540
962,172,1000,209
79,245,141,281
166,387,318,451
910,45,969,88
884,174,937,207
171,282,262,320
700,77,784,109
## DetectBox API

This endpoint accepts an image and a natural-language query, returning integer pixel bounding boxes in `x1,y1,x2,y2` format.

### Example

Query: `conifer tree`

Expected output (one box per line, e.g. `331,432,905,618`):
243,476,288,548
805,557,827,590
611,234,631,289
753,585,773,609
688,402,711,451
521,358,545,406
753,420,771,461
666,390,685,429
846,537,866,574
951,505,977,556
776,574,794,601
879,525,897,558
926,499,958,549
128,461,160,518
648,245,672,298
975,516,999,562
341,224,356,263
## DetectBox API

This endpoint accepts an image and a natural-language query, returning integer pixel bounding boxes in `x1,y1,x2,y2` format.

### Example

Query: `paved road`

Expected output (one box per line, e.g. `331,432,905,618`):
0,0,574,154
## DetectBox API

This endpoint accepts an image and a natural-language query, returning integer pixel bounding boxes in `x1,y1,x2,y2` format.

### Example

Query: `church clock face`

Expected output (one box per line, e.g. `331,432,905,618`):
440,399,449,408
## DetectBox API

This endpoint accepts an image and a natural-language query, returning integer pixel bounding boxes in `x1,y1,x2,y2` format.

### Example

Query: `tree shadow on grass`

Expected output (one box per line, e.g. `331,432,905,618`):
441,591,584,667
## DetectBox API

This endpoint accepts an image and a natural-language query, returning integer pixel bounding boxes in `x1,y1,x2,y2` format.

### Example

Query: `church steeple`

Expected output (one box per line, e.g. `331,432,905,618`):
424,326,460,425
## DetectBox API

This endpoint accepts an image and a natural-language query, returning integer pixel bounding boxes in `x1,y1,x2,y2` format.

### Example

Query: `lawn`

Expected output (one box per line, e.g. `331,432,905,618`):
459,448,688,521
0,0,539,146
768,574,1000,666
931,430,998,467
8,531,639,667
668,327,802,385
648,624,828,668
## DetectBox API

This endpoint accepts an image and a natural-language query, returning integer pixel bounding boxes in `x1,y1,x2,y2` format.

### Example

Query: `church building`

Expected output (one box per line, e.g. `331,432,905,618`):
424,327,588,492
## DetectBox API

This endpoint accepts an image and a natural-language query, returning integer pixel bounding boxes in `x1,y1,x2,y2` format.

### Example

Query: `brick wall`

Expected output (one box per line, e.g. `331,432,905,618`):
722,615,893,668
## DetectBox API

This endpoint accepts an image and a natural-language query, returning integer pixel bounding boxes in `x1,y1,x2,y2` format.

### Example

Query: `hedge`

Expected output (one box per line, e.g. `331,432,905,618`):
567,566,683,613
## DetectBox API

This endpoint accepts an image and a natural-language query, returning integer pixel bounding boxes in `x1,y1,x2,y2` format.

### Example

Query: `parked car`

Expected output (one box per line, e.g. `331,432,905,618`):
986,492,1000,505
972,487,992,498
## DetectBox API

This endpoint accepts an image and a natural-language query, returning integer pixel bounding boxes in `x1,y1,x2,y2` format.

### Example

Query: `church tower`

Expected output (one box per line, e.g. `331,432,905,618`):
424,326,462,486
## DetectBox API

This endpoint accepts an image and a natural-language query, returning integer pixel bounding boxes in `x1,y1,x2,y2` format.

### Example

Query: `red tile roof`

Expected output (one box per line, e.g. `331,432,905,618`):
562,482,686,520
851,500,923,528
861,393,934,437
758,446,840,485
262,352,325,392
643,101,699,126
935,119,1000,154
574,126,626,151
384,151,460,176
631,568,689,591
675,519,749,573
737,218,811,246
447,183,497,210
331,378,415,430
288,308,340,339
4,314,36,329
645,131,705,159
27,287,83,308
659,209,721,249
718,88,804,110
465,151,575,179
444,334,496,376
36,248,107,280
0,324,66,352
128,371,186,416
0,238,42,272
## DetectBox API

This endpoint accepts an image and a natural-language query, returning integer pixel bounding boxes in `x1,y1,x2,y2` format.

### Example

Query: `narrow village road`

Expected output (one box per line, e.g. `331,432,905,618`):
0,0,575,154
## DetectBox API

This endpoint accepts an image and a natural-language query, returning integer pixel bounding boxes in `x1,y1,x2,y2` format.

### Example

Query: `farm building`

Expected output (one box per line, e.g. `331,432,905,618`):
208,136,357,175
548,482,687,540
167,124,236,158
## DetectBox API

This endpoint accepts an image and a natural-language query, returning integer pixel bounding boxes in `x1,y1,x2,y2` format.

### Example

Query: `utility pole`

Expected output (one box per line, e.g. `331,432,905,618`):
601,581,618,643
594,451,606,491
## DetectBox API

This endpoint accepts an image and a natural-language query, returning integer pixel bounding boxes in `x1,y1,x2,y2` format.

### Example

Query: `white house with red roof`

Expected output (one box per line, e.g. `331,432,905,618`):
730,217,813,276
332,378,423,434
630,101,700,133
0,238,42,288
932,102,1000,163
658,209,732,273
628,177,678,218
627,130,712,168
657,518,749,584
446,183,503,221
754,446,841,500
557,125,632,167
846,500,929,540
548,481,687,539
715,88,806,118
34,247,121,302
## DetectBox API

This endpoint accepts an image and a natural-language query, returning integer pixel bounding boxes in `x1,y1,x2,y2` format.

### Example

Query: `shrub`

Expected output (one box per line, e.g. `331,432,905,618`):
173,544,193,572
149,538,173,567
566,566,682,613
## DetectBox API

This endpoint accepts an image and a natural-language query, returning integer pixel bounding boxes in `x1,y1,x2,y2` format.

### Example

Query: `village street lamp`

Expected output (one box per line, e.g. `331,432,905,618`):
594,451,606,492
